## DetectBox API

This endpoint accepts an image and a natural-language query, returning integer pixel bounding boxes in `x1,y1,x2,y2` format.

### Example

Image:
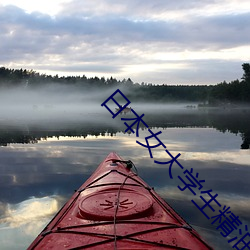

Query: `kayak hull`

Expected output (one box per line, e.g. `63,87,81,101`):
28,152,213,249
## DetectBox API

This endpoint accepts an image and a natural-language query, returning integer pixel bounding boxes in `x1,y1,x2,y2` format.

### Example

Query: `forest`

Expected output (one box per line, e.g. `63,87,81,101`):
0,63,250,105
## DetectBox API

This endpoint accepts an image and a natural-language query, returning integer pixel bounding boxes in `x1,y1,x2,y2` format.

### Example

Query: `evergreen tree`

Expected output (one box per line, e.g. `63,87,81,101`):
242,63,250,83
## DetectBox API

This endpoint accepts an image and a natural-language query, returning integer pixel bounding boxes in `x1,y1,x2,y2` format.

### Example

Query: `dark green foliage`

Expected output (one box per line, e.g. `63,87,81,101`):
0,63,250,104
209,63,250,104
242,63,250,82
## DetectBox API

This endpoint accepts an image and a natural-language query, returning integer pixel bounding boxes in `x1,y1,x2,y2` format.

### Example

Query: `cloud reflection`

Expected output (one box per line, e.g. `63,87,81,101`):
0,126,249,249
0,196,62,249
0,196,59,230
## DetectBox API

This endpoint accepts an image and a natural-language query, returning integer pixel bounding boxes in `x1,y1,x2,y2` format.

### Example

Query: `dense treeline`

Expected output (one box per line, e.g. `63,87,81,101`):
0,63,249,104
208,63,250,105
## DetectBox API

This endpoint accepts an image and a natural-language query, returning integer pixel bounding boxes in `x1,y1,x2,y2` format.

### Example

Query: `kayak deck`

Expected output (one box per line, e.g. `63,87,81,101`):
28,152,213,249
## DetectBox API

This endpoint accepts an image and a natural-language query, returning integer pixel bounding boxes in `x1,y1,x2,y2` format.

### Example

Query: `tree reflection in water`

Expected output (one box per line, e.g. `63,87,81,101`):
0,108,249,149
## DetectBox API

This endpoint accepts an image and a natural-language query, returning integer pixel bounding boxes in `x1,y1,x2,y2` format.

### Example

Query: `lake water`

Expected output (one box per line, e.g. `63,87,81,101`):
0,104,250,250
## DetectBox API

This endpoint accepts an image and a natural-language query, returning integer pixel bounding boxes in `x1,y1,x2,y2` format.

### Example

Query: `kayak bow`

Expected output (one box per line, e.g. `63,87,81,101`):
28,152,213,249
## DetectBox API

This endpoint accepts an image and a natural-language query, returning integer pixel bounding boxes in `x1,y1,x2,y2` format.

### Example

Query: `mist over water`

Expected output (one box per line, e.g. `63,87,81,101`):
0,85,103,122
0,84,249,250
0,84,199,126
0,84,249,148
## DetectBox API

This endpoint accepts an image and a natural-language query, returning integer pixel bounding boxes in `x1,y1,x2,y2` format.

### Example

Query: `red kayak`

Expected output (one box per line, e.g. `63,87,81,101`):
28,152,213,249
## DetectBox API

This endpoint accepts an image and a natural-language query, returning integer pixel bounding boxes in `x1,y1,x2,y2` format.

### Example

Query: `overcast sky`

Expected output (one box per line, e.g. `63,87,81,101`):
0,0,250,85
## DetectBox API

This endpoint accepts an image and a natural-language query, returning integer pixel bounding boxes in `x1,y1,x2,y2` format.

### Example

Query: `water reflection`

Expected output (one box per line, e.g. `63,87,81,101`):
0,107,250,149
0,196,59,228
0,108,250,249
0,196,62,250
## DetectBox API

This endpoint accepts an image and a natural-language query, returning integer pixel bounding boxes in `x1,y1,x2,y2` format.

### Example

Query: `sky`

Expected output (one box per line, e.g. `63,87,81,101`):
0,0,250,85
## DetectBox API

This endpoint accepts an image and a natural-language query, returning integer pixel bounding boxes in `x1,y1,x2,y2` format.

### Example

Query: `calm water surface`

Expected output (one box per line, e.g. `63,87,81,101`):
0,106,250,250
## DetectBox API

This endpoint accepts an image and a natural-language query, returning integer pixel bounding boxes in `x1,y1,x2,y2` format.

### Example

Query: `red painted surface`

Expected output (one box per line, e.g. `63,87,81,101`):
28,152,213,249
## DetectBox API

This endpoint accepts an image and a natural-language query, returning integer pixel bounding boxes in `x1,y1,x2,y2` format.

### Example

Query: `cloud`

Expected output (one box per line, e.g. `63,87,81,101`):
4,5,248,49
58,0,237,19
0,1,250,84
